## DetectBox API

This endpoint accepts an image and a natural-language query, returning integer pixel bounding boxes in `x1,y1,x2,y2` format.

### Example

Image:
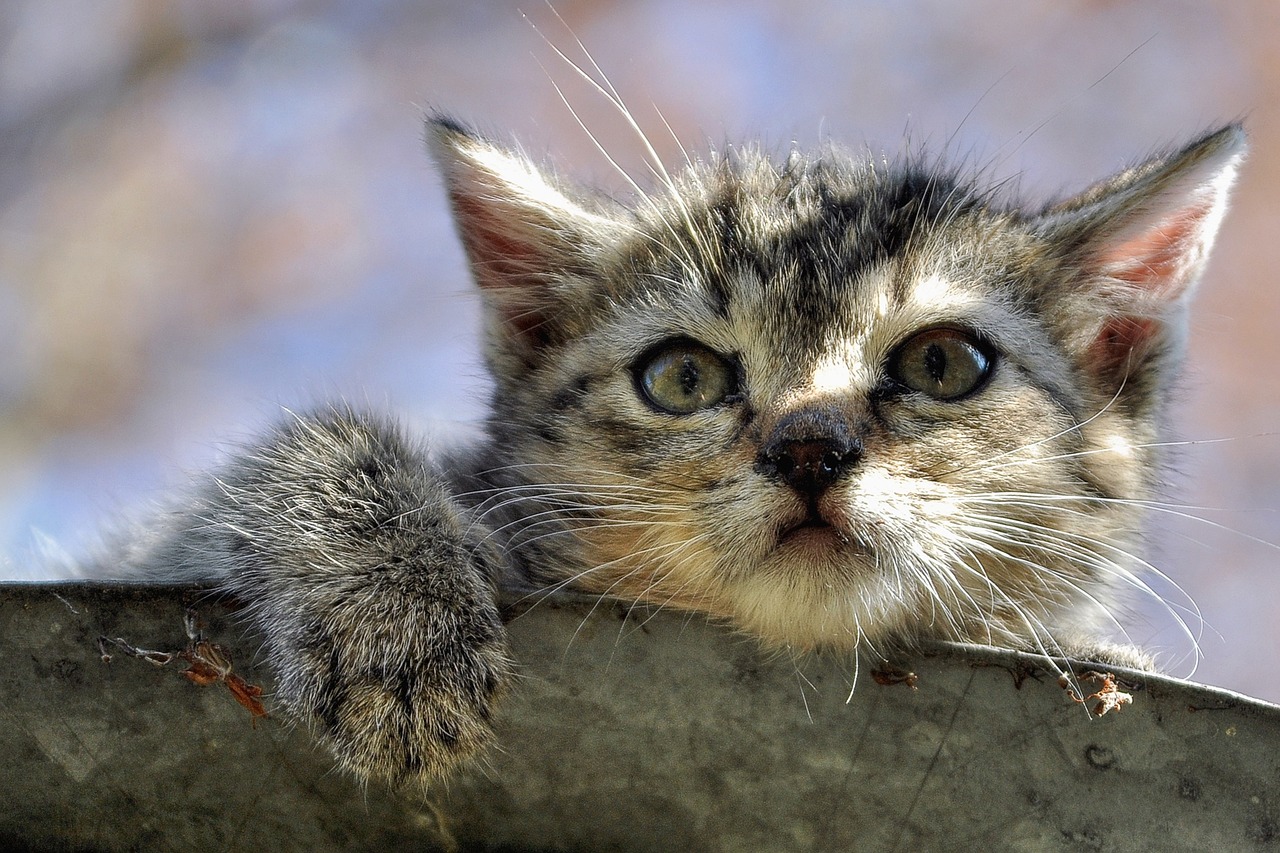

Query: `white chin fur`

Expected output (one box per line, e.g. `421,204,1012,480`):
723,550,912,651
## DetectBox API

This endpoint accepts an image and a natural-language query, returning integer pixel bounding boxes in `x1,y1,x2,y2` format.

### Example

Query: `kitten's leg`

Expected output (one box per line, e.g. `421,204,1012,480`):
128,408,512,789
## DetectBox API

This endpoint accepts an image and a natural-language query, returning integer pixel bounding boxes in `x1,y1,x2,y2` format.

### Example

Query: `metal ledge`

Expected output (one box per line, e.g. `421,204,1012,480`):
2,583,1278,851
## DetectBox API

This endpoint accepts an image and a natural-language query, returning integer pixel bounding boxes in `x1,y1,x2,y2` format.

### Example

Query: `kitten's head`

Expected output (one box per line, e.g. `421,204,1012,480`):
431,117,1243,656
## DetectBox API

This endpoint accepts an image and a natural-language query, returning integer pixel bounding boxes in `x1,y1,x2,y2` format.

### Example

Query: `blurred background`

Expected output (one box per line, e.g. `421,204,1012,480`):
1,0,1277,700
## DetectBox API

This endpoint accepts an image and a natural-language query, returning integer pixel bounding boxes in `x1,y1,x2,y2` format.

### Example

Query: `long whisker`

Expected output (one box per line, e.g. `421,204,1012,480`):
955,498,1207,616
509,529,714,639
951,507,1206,671
957,491,1280,552
958,434,1254,478
934,379,1129,480
930,539,1073,666
527,6,711,286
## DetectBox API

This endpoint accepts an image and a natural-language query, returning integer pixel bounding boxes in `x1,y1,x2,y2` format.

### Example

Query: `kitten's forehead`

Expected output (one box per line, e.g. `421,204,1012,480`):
647,149,1013,331
609,148,1042,398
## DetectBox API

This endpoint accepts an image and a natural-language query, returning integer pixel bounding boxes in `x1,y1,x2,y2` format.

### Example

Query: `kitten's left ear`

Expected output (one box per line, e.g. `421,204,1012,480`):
428,116,626,352
1036,124,1245,378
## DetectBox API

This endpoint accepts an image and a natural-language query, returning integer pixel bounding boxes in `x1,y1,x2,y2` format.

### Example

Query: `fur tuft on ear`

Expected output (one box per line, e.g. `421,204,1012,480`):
1038,124,1245,382
427,116,623,350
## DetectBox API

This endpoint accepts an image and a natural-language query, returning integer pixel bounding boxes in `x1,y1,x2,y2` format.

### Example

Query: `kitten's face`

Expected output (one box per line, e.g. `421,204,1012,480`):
433,120,1242,654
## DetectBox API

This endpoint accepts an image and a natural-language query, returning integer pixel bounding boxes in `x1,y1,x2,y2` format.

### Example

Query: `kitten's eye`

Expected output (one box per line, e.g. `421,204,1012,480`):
888,328,993,400
634,338,736,414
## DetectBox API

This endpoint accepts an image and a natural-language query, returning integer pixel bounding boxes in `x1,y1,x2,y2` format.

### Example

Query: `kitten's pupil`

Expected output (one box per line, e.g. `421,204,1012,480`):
890,328,993,400
923,343,947,383
678,357,700,395
635,339,735,414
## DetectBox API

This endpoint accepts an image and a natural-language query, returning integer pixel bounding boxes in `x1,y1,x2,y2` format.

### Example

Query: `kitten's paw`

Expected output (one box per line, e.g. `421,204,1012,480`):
278,586,514,789
205,407,518,788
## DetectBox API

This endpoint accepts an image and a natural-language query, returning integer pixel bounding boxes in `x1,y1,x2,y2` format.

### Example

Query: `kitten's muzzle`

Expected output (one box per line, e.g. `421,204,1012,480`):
755,409,863,497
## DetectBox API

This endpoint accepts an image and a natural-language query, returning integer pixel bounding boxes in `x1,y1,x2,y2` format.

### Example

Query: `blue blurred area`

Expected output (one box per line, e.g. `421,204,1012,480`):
2,0,1278,699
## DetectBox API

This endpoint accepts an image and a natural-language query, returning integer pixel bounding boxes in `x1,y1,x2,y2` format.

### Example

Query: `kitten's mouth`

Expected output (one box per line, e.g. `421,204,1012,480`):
776,506,843,547
772,500,874,558
779,517,833,540
780,526,835,553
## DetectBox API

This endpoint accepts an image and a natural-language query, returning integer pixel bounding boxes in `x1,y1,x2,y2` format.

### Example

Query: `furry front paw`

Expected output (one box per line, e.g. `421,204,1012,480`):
201,407,518,788
277,590,514,789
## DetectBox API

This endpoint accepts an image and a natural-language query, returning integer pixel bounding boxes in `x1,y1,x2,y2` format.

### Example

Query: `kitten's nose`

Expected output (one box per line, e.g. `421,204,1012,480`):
756,409,863,496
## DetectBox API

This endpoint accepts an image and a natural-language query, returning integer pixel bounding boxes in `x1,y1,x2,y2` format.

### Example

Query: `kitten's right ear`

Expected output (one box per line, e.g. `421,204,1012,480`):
428,116,623,349
1034,124,1246,386
1039,124,1245,298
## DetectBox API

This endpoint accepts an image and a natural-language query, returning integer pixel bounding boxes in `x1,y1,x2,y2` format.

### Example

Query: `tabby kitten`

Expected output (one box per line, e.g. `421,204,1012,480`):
116,116,1243,788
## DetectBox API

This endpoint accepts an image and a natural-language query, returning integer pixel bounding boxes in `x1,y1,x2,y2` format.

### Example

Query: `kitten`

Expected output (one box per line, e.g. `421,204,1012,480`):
110,116,1244,789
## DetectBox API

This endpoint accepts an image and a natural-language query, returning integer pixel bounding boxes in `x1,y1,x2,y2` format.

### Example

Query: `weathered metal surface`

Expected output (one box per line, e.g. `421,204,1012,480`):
2,583,1278,851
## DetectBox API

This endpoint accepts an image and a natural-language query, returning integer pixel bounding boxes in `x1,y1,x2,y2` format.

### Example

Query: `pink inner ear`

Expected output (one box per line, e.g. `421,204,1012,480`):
1097,200,1213,297
1083,200,1214,380
1089,315,1161,377
450,192,549,340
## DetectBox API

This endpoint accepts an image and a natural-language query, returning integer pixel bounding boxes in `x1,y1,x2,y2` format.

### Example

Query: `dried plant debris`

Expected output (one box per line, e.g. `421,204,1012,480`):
1059,671,1133,717
98,609,268,722
871,666,919,689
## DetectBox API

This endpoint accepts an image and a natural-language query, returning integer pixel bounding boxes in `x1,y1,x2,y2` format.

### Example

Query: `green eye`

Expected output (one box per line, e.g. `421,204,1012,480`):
889,328,993,400
635,338,736,414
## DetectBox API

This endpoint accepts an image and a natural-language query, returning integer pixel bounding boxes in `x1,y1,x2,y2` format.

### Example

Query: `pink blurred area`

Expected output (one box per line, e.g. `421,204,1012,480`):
1,1,1277,700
